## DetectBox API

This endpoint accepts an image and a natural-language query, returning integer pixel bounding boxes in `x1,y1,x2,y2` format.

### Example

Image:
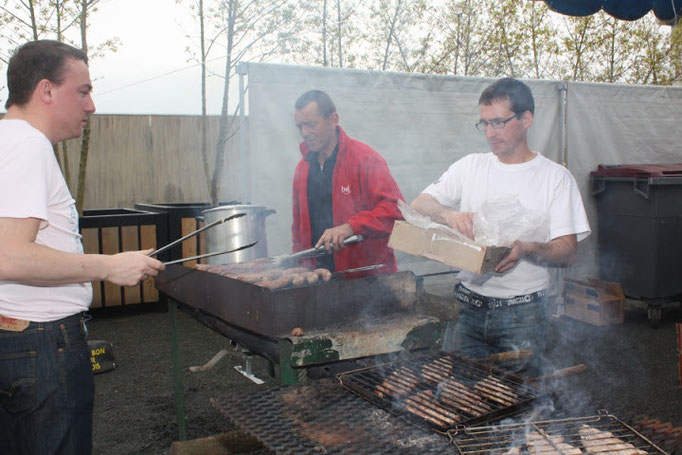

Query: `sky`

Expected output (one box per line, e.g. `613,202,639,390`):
1,0,231,115
88,0,231,115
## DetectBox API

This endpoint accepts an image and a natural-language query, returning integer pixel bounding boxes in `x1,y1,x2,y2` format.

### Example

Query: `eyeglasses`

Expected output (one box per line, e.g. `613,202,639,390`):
475,113,521,132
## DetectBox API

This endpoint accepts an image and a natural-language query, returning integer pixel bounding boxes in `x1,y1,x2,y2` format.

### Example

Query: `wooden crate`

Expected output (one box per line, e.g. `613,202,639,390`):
563,277,625,326
80,209,167,308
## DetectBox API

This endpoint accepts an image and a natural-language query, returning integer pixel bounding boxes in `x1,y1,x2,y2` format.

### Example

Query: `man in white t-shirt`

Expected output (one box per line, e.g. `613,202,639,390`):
0,40,164,454
411,77,590,377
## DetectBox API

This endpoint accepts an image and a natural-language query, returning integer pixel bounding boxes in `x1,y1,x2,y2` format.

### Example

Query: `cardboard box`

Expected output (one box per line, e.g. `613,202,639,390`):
563,278,625,326
388,220,510,275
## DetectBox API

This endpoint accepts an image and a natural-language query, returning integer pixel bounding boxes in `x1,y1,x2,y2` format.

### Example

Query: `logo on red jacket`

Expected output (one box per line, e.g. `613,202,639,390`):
340,185,351,195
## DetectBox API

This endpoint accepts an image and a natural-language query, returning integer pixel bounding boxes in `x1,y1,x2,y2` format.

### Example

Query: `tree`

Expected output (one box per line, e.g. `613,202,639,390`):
590,14,634,83
207,0,301,205
483,1,537,78
627,14,682,85
178,0,220,199
422,0,493,76
365,0,431,72
285,0,362,69
0,0,113,213
515,0,561,80
560,15,601,81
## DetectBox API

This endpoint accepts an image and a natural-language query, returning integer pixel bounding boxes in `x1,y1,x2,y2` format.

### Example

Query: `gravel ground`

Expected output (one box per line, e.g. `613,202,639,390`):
88,299,682,455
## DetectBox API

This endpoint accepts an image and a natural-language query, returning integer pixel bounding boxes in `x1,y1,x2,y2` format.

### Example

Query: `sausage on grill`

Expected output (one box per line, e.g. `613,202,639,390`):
579,425,648,454
314,268,332,281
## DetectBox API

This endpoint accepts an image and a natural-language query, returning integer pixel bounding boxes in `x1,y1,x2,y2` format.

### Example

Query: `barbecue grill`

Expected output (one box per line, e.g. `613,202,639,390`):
155,265,442,384
448,413,667,455
337,350,541,432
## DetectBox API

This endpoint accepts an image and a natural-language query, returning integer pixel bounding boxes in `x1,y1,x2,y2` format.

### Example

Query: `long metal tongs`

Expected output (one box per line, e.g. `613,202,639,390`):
163,242,258,266
270,234,364,267
149,213,246,258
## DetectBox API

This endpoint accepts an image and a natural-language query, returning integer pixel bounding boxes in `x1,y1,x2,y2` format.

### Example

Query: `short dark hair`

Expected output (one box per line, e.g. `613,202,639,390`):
479,77,534,115
5,40,88,110
294,90,337,118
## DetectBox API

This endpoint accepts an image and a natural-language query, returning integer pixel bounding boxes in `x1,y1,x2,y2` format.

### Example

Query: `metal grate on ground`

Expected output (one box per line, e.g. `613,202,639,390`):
211,379,453,454
448,413,667,455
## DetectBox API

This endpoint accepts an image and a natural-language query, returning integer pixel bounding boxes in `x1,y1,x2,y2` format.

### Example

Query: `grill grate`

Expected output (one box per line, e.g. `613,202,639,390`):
212,379,453,454
337,351,540,432
448,414,668,455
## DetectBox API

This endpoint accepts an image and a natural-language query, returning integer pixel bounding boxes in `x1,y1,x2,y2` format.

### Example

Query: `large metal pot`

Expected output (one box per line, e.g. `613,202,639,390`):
202,205,275,264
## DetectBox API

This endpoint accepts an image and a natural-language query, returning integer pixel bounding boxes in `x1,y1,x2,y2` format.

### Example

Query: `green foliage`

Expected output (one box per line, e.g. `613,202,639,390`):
278,0,681,87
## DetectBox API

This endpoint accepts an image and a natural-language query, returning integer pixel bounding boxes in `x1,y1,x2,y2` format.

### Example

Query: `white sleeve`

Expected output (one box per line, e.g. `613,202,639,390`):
548,170,591,242
0,137,49,221
422,159,466,209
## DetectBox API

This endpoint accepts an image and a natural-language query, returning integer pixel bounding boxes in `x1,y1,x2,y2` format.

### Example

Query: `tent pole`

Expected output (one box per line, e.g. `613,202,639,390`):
237,62,248,204
559,82,568,167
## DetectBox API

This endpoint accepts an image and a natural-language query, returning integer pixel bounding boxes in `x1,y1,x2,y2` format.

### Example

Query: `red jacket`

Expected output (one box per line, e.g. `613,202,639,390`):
292,126,404,276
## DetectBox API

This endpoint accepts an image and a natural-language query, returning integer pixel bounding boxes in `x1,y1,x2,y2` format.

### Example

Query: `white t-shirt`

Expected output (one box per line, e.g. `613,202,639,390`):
0,119,92,322
423,152,591,298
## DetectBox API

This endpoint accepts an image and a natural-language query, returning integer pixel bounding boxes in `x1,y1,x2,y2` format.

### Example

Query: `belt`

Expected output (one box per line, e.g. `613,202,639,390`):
1,312,90,333
454,283,546,311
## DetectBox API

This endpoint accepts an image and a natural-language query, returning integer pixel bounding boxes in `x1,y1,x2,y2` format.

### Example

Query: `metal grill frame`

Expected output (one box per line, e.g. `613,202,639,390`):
337,351,542,433
447,412,668,455
212,379,453,454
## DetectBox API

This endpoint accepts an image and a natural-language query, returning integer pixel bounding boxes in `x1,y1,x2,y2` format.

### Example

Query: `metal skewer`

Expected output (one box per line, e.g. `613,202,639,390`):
163,242,258,266
149,213,246,258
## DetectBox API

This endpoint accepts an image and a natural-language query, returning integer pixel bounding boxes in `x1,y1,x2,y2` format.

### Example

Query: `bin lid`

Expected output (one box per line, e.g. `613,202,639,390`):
591,164,682,178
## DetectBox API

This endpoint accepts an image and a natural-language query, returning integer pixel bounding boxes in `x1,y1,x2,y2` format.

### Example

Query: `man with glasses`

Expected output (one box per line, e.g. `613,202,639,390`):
410,77,590,377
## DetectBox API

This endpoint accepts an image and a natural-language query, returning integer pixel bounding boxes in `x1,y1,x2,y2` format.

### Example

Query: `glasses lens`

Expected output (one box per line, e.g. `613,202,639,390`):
475,121,486,132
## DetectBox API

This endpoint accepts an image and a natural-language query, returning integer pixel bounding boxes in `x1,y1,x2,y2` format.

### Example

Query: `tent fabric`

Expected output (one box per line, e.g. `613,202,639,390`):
544,0,682,21
244,62,682,284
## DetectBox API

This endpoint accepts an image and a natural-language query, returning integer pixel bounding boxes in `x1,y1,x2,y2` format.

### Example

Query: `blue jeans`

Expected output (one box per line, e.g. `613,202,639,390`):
443,296,547,378
0,313,94,455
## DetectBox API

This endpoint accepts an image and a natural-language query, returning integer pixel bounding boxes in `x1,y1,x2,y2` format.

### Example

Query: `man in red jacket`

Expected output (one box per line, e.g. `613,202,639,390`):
292,90,404,275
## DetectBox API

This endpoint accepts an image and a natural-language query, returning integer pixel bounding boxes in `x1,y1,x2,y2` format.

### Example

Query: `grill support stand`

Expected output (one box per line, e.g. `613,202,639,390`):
278,340,299,385
233,353,265,385
169,297,187,441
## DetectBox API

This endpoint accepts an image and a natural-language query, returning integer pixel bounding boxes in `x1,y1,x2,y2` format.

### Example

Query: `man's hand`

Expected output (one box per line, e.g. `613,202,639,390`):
494,241,528,273
103,249,165,287
315,223,354,252
410,193,475,239
443,211,475,240
494,234,578,274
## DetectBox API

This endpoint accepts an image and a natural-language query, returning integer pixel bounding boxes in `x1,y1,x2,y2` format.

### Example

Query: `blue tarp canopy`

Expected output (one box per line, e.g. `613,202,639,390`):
544,0,681,21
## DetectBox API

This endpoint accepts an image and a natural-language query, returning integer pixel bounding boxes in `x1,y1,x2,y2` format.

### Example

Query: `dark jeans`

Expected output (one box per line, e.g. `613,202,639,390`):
443,296,547,378
0,313,94,455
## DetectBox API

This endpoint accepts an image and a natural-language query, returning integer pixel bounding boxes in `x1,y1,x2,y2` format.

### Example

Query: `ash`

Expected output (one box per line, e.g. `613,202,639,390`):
366,409,446,449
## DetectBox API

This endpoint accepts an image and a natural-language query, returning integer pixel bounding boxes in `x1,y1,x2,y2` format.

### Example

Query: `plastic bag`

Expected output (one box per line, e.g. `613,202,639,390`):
472,195,548,247
397,200,471,242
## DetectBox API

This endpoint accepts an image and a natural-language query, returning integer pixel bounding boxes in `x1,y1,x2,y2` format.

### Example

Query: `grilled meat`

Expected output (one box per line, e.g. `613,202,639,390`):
579,425,648,454
526,431,582,455
404,390,460,428
474,375,518,407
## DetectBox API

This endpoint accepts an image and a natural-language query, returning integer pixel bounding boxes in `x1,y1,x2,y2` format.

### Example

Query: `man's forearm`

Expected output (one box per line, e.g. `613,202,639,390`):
0,242,109,285
410,193,475,239
521,235,577,267
410,193,455,225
